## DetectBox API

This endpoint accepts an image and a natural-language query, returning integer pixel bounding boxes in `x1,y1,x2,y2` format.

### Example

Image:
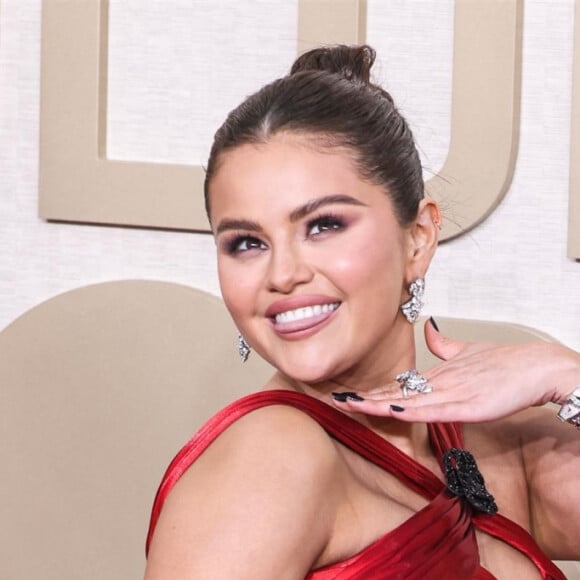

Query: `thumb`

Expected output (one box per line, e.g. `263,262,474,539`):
424,318,469,361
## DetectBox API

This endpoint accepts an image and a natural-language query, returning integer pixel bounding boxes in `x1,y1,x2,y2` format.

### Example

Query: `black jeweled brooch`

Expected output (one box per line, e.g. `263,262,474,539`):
442,448,498,515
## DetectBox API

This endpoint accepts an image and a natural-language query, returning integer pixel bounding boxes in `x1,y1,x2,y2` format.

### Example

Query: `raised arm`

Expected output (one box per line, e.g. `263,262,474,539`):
508,405,580,559
332,319,580,425
145,405,341,579
331,319,580,558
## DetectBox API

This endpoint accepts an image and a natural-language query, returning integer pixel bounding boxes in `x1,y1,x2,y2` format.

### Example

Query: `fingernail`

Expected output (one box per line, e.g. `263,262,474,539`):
428,316,439,332
346,392,365,402
332,391,364,402
390,405,405,412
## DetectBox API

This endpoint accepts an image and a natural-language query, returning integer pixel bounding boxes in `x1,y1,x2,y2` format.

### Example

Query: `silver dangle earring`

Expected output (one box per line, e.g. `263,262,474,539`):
400,278,425,324
238,334,251,362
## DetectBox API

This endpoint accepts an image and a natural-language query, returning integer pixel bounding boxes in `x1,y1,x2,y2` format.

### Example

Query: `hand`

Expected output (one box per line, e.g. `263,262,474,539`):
332,319,580,423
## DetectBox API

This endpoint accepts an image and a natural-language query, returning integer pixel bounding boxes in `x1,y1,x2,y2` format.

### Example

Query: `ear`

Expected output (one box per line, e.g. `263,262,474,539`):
404,197,441,282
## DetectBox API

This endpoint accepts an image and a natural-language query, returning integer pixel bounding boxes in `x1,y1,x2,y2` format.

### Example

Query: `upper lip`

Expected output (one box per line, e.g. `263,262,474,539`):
265,295,341,318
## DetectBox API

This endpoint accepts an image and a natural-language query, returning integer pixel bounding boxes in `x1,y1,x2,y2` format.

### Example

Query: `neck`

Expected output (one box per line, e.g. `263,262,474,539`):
266,351,430,460
263,324,432,459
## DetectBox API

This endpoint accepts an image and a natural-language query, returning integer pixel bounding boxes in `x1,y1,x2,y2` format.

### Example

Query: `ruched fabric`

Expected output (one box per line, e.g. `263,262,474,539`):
146,390,565,579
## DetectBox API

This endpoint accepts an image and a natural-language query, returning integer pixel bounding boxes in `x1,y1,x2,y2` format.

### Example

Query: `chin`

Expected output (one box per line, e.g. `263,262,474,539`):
254,340,346,385
276,358,339,385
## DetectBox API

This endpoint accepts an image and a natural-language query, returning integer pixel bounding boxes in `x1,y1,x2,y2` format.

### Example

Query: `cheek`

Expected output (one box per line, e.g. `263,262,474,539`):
321,228,405,295
217,259,261,322
328,256,403,306
217,260,244,317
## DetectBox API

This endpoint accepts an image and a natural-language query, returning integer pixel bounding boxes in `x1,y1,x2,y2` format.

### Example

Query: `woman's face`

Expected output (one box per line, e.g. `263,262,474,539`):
209,133,430,386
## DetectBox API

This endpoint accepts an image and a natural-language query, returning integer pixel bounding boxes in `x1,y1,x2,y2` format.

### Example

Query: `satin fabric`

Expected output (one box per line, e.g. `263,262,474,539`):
146,390,565,579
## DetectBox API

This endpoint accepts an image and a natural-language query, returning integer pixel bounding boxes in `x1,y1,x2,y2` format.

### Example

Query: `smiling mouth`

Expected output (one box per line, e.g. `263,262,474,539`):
273,302,341,325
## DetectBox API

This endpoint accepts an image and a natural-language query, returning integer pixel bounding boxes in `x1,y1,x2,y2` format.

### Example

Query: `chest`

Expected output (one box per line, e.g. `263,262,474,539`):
322,433,540,576
476,528,542,579
463,424,532,526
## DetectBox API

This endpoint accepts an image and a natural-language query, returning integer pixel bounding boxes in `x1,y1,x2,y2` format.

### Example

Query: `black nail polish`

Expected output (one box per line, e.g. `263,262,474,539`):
332,391,364,402
390,404,405,412
346,392,365,402
428,316,439,332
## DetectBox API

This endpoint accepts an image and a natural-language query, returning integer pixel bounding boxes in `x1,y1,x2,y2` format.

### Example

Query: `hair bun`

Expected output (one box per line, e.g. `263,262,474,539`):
290,44,375,84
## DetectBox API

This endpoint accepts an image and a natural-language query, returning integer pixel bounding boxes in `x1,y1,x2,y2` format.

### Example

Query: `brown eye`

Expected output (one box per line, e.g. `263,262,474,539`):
227,236,266,254
308,214,345,236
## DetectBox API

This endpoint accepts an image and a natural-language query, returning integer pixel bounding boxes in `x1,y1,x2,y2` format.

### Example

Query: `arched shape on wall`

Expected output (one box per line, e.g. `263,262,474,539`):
0,281,272,579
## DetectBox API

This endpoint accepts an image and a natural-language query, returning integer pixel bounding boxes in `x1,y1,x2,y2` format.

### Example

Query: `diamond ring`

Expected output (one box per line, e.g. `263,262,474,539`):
394,369,433,398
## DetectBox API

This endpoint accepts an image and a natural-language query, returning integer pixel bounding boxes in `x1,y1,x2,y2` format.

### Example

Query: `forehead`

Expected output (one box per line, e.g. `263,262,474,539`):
214,132,360,183
208,133,392,221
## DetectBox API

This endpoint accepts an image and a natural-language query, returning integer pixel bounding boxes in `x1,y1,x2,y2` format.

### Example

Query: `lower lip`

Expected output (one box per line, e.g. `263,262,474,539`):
271,306,340,339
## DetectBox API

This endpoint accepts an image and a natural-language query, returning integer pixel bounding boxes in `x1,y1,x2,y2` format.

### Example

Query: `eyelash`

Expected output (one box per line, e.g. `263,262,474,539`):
223,213,347,255
225,234,264,255
306,212,346,236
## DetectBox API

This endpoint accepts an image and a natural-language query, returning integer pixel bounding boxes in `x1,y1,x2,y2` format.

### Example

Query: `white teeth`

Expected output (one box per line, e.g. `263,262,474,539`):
274,302,339,324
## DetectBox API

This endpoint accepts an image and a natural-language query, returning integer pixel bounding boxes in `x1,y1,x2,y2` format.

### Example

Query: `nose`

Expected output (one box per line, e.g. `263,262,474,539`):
266,243,313,294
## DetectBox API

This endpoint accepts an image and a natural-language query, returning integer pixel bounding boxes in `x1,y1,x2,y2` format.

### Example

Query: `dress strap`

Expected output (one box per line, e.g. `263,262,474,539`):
428,420,464,455
427,416,565,578
146,390,446,553
145,389,567,580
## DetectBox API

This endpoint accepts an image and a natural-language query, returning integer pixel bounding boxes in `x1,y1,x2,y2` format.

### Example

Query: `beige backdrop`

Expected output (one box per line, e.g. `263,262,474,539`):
1,0,580,578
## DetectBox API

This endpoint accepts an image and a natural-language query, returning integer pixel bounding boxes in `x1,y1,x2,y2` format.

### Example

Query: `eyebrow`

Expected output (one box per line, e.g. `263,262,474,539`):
215,218,262,235
289,194,367,222
215,194,367,235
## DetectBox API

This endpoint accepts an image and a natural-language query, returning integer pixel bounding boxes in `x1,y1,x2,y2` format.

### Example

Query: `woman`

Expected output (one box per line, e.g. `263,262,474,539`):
144,45,580,579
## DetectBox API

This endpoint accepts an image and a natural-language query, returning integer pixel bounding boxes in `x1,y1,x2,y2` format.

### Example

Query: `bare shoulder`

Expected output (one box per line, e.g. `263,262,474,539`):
219,401,341,455
196,403,343,482
145,402,342,580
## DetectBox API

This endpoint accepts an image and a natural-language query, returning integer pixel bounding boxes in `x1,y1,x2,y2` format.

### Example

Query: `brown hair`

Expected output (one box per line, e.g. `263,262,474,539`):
204,45,423,225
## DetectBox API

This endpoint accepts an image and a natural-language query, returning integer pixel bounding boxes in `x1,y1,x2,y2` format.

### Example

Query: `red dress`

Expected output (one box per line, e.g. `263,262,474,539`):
146,390,565,579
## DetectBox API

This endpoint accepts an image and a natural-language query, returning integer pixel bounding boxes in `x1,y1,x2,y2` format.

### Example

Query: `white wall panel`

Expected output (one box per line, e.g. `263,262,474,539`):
107,0,298,164
368,0,453,178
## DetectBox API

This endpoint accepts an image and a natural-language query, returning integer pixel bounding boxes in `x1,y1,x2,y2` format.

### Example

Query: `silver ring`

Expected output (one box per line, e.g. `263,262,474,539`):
557,387,580,428
395,369,433,398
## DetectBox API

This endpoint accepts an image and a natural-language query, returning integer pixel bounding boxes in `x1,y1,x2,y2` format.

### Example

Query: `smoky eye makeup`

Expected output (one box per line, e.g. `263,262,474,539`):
218,207,353,254
222,233,265,255
306,212,348,236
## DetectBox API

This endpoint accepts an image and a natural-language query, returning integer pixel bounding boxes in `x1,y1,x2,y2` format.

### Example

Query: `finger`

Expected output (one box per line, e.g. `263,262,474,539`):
332,388,473,417
331,396,399,417
366,372,457,399
364,388,467,407
334,397,499,424
387,398,517,423
369,392,477,416
424,319,470,361
389,401,484,423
